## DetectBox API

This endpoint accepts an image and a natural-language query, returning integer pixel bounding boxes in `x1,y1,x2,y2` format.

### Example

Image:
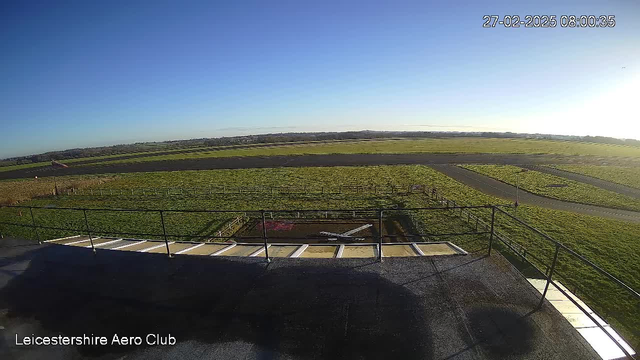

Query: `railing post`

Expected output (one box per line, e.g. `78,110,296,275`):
83,209,96,254
261,210,270,263
538,244,560,309
378,210,383,261
160,210,172,258
488,206,496,255
29,207,41,244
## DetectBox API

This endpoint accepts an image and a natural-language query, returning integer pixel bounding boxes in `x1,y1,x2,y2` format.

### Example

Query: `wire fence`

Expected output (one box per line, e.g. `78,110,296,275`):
59,184,434,198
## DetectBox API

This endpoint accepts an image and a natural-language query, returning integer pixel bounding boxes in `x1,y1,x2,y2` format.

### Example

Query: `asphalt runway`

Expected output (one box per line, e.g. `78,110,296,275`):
430,165,640,223
523,165,640,200
3,153,640,180
3,152,640,222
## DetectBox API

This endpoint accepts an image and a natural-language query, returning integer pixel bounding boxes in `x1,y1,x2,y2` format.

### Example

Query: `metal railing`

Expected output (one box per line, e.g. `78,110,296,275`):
0,204,496,258
487,207,638,359
60,184,433,198
0,202,637,358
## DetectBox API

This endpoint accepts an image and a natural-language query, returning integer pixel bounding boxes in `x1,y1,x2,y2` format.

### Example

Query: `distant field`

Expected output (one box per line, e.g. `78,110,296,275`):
0,146,214,173
461,164,640,212
552,165,640,189
0,139,397,172
0,165,638,347
0,176,114,206
80,138,640,167
4,138,640,173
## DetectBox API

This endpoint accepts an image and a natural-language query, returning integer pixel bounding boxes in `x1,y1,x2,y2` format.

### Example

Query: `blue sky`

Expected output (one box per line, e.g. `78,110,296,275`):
1,0,639,158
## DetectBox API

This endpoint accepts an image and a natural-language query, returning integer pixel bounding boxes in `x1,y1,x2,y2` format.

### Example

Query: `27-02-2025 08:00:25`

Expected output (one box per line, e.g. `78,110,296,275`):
483,15,616,28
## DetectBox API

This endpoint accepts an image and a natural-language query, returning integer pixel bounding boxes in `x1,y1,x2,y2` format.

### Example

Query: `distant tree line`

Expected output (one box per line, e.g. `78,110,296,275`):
3,131,639,166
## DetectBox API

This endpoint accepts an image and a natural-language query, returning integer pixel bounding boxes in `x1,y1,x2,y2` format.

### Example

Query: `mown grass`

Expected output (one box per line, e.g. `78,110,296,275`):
461,164,640,212
65,138,640,167
552,165,640,190
0,165,638,349
0,147,208,173
0,176,115,206
0,138,380,172
4,138,640,173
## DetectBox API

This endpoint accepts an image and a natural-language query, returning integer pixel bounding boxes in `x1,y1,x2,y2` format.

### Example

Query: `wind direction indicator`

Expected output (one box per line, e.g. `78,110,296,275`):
320,224,373,242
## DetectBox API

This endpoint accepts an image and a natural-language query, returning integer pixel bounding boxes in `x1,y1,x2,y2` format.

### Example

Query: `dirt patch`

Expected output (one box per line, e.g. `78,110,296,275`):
300,245,338,258
416,243,458,256
383,245,418,257
268,245,299,258
342,245,377,258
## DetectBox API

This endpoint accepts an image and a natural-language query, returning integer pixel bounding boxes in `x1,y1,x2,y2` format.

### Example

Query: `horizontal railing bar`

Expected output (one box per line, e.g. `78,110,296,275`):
1,204,510,213
494,236,547,278
495,206,640,300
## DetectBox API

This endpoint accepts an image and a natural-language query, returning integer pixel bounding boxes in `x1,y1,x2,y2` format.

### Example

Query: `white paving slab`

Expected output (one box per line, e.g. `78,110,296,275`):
528,278,635,360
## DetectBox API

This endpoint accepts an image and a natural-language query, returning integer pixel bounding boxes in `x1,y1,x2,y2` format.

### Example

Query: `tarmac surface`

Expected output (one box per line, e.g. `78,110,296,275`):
2,153,639,180
431,165,640,223
0,238,600,360
523,165,640,200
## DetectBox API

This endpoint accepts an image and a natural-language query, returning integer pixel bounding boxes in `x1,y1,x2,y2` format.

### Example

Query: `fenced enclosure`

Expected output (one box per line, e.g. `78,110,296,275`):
0,201,638,358
0,205,494,246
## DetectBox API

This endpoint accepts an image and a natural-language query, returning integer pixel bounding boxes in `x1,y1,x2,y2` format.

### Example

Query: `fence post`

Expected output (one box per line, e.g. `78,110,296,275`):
159,210,172,258
261,211,270,263
488,206,496,255
29,207,41,244
538,244,560,309
378,210,384,262
83,209,96,254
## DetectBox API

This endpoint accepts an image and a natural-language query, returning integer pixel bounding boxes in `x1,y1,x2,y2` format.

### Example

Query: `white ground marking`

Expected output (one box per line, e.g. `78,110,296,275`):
210,244,236,256
139,242,174,253
66,237,100,246
112,240,147,250
447,243,468,255
175,243,205,254
290,244,309,258
411,243,426,256
44,235,81,243
341,224,372,236
320,224,372,240
86,238,123,248
250,245,271,257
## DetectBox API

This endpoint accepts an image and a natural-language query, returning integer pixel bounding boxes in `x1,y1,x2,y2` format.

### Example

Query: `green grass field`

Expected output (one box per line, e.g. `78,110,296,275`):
81,138,640,167
552,165,640,189
4,138,640,173
461,164,640,211
0,165,638,348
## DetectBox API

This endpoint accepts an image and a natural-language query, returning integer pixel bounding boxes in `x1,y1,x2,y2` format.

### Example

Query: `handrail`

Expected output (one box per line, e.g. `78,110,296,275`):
494,206,640,300
1,204,511,213
2,202,637,357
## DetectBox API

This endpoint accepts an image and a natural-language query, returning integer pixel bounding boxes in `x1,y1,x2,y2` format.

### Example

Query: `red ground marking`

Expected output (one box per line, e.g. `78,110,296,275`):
257,220,295,232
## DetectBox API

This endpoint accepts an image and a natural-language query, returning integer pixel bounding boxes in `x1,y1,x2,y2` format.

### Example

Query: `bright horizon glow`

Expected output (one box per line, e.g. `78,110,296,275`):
1,1,639,158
